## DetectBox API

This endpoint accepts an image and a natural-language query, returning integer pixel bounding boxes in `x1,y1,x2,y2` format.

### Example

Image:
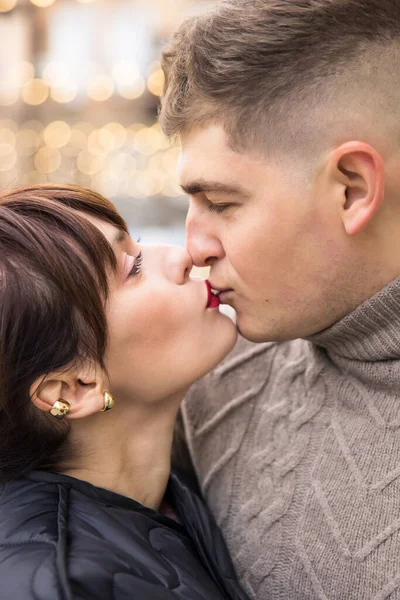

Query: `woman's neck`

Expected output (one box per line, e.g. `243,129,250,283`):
60,395,183,510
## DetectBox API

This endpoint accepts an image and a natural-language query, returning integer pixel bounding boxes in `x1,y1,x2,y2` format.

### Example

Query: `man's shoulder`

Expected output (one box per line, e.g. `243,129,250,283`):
184,336,308,427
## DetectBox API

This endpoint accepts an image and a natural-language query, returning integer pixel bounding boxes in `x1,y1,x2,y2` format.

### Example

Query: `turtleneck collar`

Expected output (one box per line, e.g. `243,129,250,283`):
307,277,400,361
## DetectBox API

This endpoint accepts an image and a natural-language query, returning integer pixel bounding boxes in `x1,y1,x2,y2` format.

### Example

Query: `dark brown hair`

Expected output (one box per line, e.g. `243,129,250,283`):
0,184,128,481
160,0,400,154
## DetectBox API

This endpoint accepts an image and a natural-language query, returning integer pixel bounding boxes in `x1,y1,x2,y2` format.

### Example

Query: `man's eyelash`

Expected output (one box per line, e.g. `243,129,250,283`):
128,252,143,277
207,201,230,213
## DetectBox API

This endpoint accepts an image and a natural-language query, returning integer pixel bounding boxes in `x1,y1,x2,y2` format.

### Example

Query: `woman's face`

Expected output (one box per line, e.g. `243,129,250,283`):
85,214,237,403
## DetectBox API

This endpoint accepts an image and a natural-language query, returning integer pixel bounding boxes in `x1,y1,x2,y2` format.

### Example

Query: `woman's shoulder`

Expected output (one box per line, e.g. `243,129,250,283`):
0,472,242,600
0,477,64,600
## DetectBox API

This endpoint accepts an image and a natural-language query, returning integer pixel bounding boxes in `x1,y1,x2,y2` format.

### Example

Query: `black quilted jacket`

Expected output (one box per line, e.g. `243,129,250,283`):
0,470,249,600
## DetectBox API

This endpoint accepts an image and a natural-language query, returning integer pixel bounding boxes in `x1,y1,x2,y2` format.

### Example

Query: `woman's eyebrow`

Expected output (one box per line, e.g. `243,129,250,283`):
111,229,127,246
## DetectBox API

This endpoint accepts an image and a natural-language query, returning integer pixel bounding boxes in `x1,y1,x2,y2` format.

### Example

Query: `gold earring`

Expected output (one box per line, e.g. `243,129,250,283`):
50,400,70,420
100,391,115,412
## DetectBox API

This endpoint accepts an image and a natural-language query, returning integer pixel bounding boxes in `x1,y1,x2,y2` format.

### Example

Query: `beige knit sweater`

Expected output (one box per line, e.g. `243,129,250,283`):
182,277,400,600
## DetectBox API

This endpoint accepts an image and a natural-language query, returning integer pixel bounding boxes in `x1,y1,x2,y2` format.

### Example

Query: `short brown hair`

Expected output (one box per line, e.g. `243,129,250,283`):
0,184,127,481
160,0,400,155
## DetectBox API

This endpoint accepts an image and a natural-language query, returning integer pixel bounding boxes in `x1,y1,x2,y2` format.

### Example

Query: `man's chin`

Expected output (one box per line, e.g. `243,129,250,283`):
236,315,293,344
236,320,272,343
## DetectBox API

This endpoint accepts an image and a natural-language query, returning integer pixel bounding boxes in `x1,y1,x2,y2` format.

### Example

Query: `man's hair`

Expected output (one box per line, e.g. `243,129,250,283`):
0,184,127,481
160,0,400,157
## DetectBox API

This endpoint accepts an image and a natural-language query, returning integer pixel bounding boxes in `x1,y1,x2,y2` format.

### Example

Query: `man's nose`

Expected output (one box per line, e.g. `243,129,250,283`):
186,205,224,267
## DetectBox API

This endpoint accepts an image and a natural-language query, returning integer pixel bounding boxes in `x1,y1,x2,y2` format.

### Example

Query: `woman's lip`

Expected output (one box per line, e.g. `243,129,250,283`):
205,280,220,309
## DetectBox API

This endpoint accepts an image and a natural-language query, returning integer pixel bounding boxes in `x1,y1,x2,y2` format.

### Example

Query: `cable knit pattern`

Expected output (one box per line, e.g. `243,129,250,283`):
183,277,400,600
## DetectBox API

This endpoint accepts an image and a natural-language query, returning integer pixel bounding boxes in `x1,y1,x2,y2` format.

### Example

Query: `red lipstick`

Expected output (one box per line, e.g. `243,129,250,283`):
205,280,220,309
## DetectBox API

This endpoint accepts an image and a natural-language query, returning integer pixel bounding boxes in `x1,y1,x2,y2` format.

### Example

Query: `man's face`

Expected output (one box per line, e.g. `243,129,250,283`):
181,125,358,342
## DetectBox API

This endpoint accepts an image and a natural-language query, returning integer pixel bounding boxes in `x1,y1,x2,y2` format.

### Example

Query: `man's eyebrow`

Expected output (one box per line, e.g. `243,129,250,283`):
180,180,251,198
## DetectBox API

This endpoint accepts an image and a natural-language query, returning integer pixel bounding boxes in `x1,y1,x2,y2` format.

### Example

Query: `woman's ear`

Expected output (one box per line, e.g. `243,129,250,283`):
30,363,108,420
328,141,385,236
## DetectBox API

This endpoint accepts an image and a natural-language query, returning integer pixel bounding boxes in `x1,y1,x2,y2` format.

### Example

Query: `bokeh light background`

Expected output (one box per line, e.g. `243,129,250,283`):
0,0,213,243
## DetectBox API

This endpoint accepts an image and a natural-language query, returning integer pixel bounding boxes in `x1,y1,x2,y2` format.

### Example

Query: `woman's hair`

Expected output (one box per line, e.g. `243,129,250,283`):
0,184,128,482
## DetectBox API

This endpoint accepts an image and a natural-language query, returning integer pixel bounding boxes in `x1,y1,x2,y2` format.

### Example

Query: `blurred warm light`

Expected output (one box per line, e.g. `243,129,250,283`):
128,123,146,134
77,0,97,3
87,128,114,156
118,77,145,100
91,171,119,198
21,120,43,132
112,62,140,85
0,144,17,172
51,82,77,104
162,177,184,198
135,170,163,197
134,127,164,155
61,128,87,157
121,173,139,197
0,143,17,171
24,170,48,185
87,75,114,102
34,147,61,174
103,122,127,150
30,0,56,7
0,167,18,186
0,85,19,106
107,153,137,176
44,121,71,148
22,78,49,105
16,129,40,157
74,122,94,136
161,146,181,171
77,150,105,175
151,123,171,150
17,61,35,85
0,0,17,12
147,69,165,97
0,129,16,147
148,60,161,74
43,61,71,86
0,120,18,132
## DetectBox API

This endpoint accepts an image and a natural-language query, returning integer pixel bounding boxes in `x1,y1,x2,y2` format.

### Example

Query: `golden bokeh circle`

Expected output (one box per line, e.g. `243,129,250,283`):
34,147,61,174
22,79,49,106
43,121,71,148
30,0,56,7
87,75,114,102
0,144,17,171
0,0,17,13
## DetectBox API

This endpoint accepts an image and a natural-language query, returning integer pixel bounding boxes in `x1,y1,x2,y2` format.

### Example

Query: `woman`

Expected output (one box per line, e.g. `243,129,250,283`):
0,184,247,600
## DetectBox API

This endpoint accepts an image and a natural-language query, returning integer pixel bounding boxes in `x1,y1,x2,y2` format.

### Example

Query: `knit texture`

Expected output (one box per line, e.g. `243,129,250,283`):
183,277,400,600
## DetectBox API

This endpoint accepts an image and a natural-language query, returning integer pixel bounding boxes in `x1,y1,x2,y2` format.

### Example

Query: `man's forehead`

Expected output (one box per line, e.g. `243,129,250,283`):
179,124,239,168
179,127,252,192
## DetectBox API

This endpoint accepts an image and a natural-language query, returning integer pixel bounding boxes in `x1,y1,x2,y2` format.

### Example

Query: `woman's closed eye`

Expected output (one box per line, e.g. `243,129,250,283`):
128,251,143,277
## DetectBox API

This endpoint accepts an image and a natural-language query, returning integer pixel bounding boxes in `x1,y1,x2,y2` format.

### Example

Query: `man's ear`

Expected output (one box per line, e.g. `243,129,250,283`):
328,141,385,236
30,363,108,420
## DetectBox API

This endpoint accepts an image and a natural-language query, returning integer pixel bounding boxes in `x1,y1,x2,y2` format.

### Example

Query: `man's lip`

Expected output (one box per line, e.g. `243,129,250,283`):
218,289,233,304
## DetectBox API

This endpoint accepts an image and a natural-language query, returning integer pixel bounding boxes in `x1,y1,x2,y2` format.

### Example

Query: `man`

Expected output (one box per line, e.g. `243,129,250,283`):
160,1,400,598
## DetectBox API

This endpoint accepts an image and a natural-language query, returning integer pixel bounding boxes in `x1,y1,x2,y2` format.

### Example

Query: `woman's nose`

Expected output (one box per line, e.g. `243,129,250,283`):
152,245,193,285
168,246,193,284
